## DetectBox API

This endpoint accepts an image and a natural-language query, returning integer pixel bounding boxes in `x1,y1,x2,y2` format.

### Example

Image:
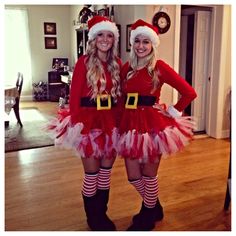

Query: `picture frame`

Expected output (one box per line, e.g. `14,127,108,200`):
52,58,68,71
116,24,121,56
98,8,109,17
126,24,132,52
45,37,57,49
44,22,56,35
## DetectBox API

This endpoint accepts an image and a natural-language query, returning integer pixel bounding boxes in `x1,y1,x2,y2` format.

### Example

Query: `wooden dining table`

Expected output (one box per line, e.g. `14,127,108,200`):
5,85,20,127
5,85,19,98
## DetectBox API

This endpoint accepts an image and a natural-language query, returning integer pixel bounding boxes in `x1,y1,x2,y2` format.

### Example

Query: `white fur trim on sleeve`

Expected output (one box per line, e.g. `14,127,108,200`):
167,105,182,118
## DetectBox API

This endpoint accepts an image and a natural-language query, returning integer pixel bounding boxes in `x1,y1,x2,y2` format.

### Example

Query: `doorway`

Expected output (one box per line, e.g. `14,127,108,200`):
179,5,212,132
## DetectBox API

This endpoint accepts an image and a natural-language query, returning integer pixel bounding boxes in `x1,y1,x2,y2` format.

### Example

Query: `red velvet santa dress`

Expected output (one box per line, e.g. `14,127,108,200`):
118,60,197,163
47,55,122,159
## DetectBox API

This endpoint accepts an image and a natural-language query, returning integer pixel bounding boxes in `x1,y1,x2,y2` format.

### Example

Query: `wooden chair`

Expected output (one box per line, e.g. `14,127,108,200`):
12,72,23,127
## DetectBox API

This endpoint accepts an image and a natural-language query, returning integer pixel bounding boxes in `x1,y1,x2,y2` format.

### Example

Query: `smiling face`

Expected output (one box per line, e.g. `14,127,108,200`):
133,34,152,58
96,30,114,53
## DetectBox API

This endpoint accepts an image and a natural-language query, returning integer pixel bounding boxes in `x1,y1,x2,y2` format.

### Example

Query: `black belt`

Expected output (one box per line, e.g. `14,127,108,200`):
125,94,156,109
80,96,115,108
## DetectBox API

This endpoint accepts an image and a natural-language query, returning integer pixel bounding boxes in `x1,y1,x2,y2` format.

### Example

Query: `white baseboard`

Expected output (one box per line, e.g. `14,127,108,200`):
193,134,209,139
194,130,230,139
21,95,33,101
207,129,230,139
220,130,230,139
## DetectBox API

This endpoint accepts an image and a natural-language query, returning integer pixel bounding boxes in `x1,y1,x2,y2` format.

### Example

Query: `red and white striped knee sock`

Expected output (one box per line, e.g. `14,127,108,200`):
82,172,98,197
97,167,112,190
129,177,145,198
143,175,159,208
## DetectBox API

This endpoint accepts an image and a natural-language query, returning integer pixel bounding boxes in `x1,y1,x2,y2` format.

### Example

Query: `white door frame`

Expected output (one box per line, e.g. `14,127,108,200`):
174,5,229,138
192,10,211,131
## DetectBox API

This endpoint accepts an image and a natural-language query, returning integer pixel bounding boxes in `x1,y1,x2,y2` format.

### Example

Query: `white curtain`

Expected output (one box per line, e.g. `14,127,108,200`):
4,8,32,96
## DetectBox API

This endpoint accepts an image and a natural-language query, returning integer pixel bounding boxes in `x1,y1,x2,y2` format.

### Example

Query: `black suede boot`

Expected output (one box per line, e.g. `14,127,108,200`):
83,194,104,231
127,203,157,231
132,199,164,223
82,192,116,231
96,189,116,230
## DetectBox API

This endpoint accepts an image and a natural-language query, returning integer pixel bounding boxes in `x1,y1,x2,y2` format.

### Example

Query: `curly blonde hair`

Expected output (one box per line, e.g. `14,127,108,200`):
127,43,160,93
85,38,121,102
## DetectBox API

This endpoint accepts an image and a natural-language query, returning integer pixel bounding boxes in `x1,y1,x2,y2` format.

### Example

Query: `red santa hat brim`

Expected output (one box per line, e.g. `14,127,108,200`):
88,20,119,43
130,20,160,47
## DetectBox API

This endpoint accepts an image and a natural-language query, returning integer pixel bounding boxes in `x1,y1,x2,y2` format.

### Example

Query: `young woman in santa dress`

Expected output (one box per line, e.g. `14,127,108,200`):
47,16,121,231
119,19,197,231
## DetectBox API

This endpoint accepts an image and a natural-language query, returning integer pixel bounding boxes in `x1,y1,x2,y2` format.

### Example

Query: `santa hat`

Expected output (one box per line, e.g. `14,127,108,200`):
130,19,160,47
88,16,119,43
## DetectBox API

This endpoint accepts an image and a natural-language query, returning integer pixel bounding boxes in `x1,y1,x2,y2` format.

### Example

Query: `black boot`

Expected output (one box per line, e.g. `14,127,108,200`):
96,189,116,230
154,198,164,221
83,194,103,230
127,203,157,231
82,192,116,231
132,199,164,223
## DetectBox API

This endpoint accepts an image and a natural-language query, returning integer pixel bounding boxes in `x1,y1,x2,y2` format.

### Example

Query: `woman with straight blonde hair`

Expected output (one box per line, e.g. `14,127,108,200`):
119,19,197,231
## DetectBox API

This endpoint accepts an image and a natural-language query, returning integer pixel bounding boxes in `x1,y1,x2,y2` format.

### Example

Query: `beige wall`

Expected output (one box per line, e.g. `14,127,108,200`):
114,5,177,105
6,5,71,97
206,5,231,138
218,5,231,137
28,5,71,85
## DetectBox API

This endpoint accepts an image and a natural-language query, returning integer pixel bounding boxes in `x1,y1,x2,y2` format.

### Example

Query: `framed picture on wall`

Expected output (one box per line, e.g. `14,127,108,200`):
44,22,57,35
52,58,68,70
45,37,57,49
126,24,132,52
116,24,121,56
98,7,109,17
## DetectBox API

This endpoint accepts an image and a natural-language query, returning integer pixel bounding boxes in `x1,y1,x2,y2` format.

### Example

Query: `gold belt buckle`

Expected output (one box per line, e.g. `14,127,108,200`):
96,94,111,110
125,93,138,109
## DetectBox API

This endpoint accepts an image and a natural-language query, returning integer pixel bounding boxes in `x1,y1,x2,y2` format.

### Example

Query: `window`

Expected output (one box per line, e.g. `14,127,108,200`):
5,8,32,94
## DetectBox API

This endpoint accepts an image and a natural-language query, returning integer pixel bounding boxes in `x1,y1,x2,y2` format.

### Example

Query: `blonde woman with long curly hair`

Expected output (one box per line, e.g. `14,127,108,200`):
47,16,121,231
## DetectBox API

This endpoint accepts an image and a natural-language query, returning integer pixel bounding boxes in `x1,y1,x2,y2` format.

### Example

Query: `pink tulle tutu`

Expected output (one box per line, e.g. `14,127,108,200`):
118,105,195,163
46,108,119,159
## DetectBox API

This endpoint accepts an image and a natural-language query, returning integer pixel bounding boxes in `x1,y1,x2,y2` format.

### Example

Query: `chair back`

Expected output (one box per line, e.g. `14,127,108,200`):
16,72,23,97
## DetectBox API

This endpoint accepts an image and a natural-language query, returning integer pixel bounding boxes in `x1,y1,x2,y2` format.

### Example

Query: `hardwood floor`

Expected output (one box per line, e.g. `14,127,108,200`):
5,102,231,231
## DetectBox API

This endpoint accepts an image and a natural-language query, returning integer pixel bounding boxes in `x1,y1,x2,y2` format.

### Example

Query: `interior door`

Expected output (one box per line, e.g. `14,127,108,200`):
192,11,211,131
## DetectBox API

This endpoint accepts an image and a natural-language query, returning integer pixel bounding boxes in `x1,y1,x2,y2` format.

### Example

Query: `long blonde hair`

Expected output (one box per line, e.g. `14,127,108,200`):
127,42,160,92
85,38,121,102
